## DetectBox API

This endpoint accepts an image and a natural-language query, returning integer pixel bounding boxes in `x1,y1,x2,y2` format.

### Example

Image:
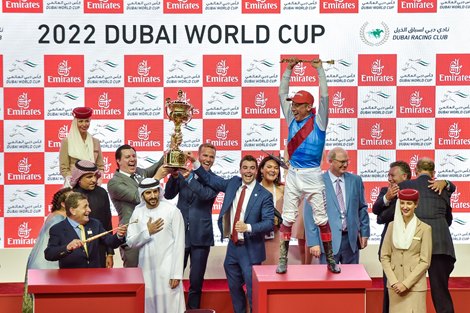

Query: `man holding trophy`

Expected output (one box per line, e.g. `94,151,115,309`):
164,89,194,169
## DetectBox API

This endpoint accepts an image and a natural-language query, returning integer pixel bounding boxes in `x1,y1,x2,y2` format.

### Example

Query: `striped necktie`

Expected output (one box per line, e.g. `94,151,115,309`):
78,224,89,256
335,178,347,231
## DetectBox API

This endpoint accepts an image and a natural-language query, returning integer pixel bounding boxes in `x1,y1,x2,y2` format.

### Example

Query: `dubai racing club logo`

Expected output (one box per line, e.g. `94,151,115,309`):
247,59,275,72
9,124,38,137
402,59,430,71
9,59,38,72
247,123,274,136
360,22,390,46
169,59,197,72
10,189,39,202
440,154,467,168
49,92,79,105
324,59,353,72
440,90,469,103
90,59,118,73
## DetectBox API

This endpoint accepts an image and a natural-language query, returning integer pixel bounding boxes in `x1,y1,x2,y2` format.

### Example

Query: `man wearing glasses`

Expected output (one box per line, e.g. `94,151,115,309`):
305,147,370,264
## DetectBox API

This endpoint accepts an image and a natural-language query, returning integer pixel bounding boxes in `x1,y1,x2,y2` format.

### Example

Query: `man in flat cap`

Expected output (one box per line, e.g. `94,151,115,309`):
59,106,104,187
71,160,114,268
277,57,339,274
126,178,185,313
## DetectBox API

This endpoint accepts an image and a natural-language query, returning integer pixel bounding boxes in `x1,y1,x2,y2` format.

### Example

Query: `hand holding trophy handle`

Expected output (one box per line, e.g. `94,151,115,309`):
165,89,194,169
280,58,335,65
82,219,138,244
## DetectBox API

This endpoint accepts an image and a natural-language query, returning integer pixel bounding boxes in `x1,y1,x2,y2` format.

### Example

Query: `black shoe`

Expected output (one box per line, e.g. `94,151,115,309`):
276,240,289,274
327,262,341,273
323,240,341,274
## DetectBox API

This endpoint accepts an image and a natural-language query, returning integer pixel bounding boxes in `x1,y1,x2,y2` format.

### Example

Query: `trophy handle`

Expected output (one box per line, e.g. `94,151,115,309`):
184,106,194,124
164,101,172,119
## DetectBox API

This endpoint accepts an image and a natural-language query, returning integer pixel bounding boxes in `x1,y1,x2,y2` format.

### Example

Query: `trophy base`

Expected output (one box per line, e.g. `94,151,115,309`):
164,150,188,170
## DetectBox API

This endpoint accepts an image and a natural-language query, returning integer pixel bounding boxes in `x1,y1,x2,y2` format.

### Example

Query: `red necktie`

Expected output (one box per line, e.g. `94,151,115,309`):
231,185,247,244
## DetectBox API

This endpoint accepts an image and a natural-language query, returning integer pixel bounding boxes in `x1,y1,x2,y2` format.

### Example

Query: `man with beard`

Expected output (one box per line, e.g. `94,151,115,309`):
164,143,219,309
126,178,186,313
70,160,113,268
45,192,127,268
107,145,168,267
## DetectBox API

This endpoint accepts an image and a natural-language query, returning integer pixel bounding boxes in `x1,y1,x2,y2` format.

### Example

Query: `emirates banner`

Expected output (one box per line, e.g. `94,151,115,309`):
0,0,469,249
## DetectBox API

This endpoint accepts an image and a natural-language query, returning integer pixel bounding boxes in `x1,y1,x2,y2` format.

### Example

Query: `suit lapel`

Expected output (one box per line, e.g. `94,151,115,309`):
343,173,351,212
64,219,80,241
220,181,241,238
116,171,138,187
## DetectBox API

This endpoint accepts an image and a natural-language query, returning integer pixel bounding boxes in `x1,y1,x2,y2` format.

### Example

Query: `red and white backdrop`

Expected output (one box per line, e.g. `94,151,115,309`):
0,0,469,249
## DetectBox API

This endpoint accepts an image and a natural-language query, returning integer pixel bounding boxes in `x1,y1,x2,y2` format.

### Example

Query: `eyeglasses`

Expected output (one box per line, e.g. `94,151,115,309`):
333,159,349,165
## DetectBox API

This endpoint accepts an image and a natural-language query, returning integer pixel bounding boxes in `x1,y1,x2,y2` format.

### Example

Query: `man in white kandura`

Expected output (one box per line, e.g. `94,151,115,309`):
126,178,186,313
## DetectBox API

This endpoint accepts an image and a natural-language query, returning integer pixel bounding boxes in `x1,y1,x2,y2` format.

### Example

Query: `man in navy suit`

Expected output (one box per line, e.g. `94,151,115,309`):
45,192,127,268
191,154,274,313
164,143,219,309
305,147,370,264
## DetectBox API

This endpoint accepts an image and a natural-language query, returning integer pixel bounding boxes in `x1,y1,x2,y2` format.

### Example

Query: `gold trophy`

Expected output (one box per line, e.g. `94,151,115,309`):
164,89,194,168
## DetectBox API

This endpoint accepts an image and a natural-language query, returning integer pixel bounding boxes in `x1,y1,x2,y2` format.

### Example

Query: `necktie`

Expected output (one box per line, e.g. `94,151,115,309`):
336,178,347,231
130,174,138,184
231,185,247,244
78,224,89,256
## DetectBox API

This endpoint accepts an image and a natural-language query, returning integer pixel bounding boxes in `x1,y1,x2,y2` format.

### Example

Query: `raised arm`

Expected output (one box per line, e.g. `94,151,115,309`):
314,62,329,131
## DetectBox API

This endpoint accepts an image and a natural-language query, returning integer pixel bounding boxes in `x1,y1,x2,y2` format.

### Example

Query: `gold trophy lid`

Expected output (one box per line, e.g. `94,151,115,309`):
166,89,192,108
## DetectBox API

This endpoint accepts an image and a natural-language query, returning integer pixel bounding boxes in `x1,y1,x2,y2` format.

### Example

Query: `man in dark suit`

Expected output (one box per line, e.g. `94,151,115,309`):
372,160,411,313
45,192,127,268
400,157,456,313
107,144,166,267
71,160,114,268
164,143,219,309
191,154,274,313
305,147,369,264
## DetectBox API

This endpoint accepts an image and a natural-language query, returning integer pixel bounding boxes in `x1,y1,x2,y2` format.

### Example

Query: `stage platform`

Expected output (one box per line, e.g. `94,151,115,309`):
2,272,470,313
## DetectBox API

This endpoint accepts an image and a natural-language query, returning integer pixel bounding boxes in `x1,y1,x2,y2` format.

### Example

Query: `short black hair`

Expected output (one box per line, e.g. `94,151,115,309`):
390,161,412,180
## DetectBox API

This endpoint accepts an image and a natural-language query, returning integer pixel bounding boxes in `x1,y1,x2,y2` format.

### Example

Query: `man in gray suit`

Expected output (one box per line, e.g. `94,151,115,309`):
107,144,167,267
305,147,370,264
400,157,456,313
